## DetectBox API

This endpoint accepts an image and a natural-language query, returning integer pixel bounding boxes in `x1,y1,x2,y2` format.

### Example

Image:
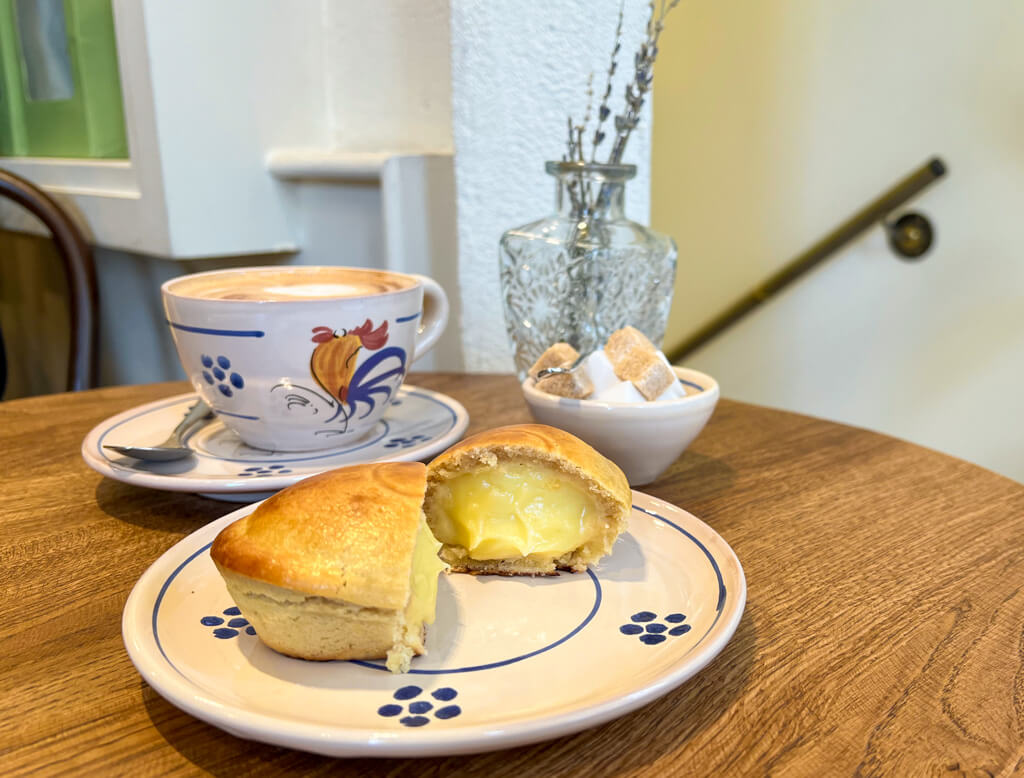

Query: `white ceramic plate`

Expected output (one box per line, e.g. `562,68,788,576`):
82,385,468,500
122,491,746,757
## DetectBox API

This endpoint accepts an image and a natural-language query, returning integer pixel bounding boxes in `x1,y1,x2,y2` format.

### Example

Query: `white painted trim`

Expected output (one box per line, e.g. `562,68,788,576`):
110,0,172,255
378,153,463,370
266,149,453,182
0,157,138,197
264,149,462,367
266,149,393,181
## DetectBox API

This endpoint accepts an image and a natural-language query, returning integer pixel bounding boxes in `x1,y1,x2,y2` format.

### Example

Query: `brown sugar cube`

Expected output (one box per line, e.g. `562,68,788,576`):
528,342,580,380
622,354,675,400
535,369,594,399
603,326,658,366
604,326,675,400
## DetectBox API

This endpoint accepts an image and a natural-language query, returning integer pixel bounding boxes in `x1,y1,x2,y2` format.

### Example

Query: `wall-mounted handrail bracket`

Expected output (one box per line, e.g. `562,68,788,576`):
884,211,934,260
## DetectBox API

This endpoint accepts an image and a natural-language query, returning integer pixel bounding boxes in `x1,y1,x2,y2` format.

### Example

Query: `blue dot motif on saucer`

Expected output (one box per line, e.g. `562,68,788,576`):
237,464,293,477
384,434,431,449
377,686,462,726
620,611,690,645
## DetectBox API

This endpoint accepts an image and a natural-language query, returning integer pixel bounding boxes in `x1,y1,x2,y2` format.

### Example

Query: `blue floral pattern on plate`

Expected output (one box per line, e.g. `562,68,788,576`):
200,606,256,639
619,611,691,644
377,686,462,726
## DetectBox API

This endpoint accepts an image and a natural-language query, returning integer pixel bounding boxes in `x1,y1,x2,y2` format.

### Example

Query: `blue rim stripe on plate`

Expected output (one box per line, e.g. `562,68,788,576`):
152,542,214,681
96,389,457,467
149,504,727,679
632,503,727,649
680,379,704,392
396,312,420,323
350,570,601,674
168,322,266,338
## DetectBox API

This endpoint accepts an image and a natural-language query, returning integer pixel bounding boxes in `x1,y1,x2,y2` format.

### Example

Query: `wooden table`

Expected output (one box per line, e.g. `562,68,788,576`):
3,374,1023,776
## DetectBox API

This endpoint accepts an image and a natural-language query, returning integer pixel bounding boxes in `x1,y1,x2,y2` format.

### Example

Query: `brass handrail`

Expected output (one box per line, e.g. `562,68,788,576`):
668,157,947,363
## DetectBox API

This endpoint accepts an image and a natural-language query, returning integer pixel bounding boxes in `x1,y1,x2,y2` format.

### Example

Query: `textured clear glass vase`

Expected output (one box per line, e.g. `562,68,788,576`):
499,161,678,379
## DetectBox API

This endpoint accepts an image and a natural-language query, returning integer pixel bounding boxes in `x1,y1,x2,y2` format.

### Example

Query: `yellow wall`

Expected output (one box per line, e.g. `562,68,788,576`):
650,1,1024,482
651,2,801,353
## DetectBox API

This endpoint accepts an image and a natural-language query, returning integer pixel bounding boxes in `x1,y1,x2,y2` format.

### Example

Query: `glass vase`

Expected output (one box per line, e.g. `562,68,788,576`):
499,161,677,379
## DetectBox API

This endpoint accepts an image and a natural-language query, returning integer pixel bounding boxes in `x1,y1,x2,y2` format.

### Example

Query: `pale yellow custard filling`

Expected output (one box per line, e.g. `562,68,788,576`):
388,517,446,672
430,461,602,560
405,516,446,628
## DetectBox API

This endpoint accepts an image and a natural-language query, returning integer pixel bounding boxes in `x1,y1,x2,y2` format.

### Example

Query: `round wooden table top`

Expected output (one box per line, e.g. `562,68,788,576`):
3,374,1023,776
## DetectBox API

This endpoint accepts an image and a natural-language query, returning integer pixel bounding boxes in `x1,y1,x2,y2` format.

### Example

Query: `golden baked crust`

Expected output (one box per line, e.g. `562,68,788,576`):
424,424,631,574
428,424,629,495
211,461,426,610
214,566,419,663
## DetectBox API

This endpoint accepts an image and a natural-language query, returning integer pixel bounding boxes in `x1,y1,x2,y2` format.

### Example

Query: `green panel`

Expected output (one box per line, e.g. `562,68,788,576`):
14,0,87,157
0,0,128,159
66,0,128,158
0,1,26,155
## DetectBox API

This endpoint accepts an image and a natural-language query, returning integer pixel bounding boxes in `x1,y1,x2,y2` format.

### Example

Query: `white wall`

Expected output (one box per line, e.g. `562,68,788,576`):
5,0,457,394
106,0,659,380
9,1,658,392
652,0,1024,482
324,0,453,153
449,0,653,372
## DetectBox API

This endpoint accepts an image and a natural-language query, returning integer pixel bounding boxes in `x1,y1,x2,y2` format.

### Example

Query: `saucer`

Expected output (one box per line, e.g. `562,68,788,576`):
122,490,746,757
82,385,469,500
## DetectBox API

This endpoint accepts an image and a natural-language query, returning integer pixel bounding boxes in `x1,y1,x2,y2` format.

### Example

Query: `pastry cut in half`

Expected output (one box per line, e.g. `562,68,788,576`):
423,424,631,575
210,462,446,673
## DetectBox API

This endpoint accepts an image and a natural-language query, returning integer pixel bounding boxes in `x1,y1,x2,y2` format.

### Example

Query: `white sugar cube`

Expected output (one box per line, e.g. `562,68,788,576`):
593,380,646,403
655,379,686,401
583,349,620,395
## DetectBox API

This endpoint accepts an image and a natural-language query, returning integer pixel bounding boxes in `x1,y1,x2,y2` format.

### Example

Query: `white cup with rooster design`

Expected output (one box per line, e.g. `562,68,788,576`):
161,266,449,451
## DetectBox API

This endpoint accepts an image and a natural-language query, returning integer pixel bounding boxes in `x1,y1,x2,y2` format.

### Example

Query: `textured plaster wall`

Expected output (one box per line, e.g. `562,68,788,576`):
449,1,654,372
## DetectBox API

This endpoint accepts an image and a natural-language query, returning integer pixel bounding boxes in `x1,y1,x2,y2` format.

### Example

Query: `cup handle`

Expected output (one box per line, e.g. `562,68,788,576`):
410,275,449,362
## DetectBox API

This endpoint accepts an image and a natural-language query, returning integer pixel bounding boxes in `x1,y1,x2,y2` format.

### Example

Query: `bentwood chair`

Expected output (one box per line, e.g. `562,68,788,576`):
0,168,98,395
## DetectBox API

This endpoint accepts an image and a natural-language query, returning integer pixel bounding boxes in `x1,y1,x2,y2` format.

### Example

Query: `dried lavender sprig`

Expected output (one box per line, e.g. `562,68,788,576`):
563,117,587,216
591,0,625,160
581,72,595,132
566,74,595,166
606,0,680,165
565,71,594,164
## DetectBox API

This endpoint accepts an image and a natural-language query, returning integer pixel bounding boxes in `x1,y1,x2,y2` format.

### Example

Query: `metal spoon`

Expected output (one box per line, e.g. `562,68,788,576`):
104,399,212,461
534,353,586,381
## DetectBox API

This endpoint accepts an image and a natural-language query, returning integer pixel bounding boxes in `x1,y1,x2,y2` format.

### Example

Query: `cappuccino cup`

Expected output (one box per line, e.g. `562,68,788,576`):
161,266,449,451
